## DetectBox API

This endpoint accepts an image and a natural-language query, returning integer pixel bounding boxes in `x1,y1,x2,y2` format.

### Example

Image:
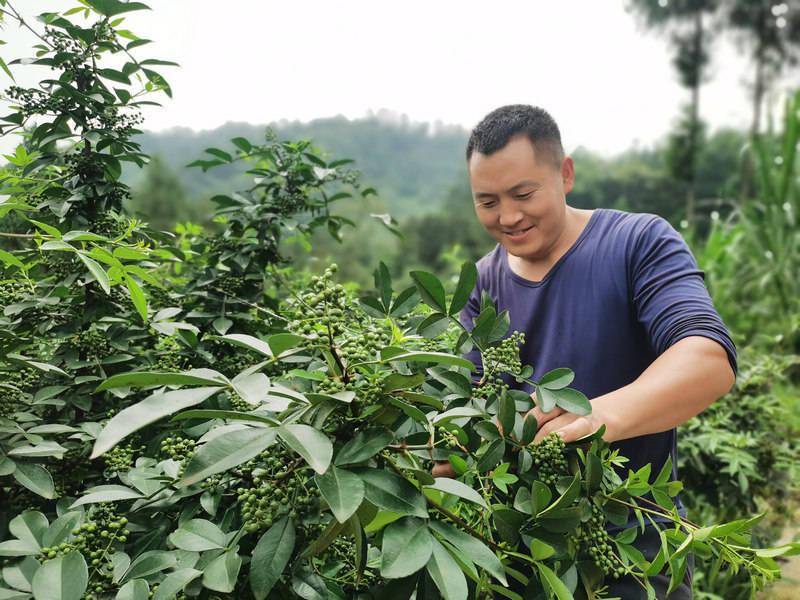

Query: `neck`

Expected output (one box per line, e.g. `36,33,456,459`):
507,207,593,282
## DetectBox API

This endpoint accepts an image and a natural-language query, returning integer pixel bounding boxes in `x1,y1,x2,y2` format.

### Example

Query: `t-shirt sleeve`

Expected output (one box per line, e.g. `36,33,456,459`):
629,216,738,374
459,283,484,384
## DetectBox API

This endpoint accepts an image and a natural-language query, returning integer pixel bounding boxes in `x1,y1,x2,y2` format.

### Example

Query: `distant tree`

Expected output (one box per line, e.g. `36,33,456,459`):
719,0,800,201
627,0,719,223
127,154,206,230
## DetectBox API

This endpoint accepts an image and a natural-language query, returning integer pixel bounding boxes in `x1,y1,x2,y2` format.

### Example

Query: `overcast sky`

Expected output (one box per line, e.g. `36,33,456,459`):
1,1,795,157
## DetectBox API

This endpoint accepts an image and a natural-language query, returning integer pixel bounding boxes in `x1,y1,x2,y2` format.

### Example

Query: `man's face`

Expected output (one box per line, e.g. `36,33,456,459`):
468,135,574,264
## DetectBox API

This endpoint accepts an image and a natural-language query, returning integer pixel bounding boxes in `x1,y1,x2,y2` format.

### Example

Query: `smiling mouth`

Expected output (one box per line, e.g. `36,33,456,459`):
503,225,535,237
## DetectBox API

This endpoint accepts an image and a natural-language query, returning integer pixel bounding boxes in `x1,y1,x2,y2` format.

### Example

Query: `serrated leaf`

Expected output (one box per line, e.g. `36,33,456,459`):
410,270,447,312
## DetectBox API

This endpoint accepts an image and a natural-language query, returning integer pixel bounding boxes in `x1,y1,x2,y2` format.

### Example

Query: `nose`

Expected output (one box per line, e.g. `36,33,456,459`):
497,198,523,229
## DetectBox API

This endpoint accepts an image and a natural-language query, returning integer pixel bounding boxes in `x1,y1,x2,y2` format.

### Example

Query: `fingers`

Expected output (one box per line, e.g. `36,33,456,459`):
533,413,577,444
529,404,565,428
555,417,596,443
432,461,456,478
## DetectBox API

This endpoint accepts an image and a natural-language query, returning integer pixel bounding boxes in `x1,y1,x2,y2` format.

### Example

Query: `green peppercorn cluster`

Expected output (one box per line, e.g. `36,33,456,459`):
532,433,569,486
474,376,510,403
0,280,27,309
39,252,79,280
320,536,378,590
437,425,460,449
570,503,626,580
236,446,320,533
69,328,112,361
482,331,525,376
160,435,196,477
317,377,346,395
103,442,142,474
202,338,256,378
38,504,130,598
215,273,247,297
340,328,391,364
0,368,39,418
286,264,347,337
88,213,128,238
154,336,189,372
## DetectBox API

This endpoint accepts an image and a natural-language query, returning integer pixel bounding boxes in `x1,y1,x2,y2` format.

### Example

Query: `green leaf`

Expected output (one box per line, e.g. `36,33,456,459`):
380,517,433,579
85,0,151,17
552,387,591,416
95,369,227,391
498,394,516,437
315,466,365,523
277,425,332,474
167,519,226,551
76,252,111,294
374,261,393,309
428,520,506,585
123,551,176,582
386,351,475,371
426,537,468,600
521,412,538,445
353,468,428,518
152,569,201,600
432,407,485,425
530,538,556,560
91,386,221,458
179,427,278,487
335,429,394,466
250,517,295,600
124,274,147,322
424,478,487,508
538,368,574,390
42,512,82,548
115,579,149,600
536,386,557,412
537,563,572,600
449,262,478,316
210,333,272,357
538,473,581,517
32,551,87,600
410,270,447,312
13,463,54,499
71,484,143,508
9,511,47,549
202,551,241,593
267,333,305,356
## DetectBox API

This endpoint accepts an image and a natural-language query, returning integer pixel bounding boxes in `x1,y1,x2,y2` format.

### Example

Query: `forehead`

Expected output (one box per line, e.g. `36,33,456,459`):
468,135,554,192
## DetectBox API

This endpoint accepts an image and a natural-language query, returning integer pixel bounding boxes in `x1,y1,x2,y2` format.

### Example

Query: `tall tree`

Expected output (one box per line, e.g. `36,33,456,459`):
628,0,718,223
721,0,800,202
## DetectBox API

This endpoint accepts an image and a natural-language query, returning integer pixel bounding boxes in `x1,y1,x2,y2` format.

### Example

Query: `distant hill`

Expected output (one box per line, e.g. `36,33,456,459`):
134,115,470,216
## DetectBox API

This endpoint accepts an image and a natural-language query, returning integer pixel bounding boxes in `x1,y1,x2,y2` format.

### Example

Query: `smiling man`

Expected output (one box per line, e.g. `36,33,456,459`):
440,105,737,598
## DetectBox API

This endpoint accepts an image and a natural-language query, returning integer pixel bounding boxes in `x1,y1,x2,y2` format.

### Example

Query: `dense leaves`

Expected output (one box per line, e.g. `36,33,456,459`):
0,4,796,600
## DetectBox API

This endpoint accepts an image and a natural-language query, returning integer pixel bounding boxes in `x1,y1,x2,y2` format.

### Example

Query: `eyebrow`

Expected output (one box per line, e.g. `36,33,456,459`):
474,180,540,199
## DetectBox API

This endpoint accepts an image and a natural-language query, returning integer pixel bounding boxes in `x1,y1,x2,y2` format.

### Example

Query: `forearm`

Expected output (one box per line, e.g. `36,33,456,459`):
594,336,735,443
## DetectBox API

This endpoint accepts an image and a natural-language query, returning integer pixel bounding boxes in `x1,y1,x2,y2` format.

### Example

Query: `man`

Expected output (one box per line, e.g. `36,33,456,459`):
434,105,737,598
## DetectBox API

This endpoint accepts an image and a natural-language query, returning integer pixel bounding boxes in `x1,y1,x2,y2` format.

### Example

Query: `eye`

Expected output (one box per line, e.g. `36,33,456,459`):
516,192,533,200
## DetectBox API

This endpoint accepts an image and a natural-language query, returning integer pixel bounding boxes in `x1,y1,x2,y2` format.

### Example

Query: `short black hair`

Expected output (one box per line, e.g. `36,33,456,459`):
466,105,564,168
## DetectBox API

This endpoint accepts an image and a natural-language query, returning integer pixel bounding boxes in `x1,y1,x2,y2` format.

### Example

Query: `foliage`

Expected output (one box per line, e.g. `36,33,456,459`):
0,4,795,600
679,351,800,598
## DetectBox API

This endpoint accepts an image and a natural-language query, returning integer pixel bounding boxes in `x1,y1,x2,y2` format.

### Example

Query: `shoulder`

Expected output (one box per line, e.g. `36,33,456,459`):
475,244,503,279
594,209,683,254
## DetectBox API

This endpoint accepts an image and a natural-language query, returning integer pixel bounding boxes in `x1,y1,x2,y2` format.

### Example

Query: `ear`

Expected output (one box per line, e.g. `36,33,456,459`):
560,156,575,194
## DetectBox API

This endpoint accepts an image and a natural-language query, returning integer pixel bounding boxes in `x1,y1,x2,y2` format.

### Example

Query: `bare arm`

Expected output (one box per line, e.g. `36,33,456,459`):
532,336,736,443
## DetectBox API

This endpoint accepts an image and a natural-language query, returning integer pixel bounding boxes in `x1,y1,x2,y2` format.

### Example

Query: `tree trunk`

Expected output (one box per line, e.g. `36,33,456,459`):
740,7,768,204
686,10,703,225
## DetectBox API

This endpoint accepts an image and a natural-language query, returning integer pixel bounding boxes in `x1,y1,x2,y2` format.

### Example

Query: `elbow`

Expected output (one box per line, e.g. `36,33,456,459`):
704,340,736,402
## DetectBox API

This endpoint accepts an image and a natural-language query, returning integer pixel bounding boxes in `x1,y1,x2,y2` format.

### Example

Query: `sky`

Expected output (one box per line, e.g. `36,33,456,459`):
0,0,795,157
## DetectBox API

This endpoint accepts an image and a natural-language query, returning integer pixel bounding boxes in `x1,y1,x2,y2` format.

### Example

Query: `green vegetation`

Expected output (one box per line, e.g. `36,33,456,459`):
0,2,797,600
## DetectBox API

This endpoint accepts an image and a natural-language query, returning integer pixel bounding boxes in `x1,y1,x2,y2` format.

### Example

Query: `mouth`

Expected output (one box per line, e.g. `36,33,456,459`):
502,224,535,241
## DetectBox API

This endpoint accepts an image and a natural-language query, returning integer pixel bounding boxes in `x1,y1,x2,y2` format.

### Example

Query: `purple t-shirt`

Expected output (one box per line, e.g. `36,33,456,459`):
460,208,737,492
